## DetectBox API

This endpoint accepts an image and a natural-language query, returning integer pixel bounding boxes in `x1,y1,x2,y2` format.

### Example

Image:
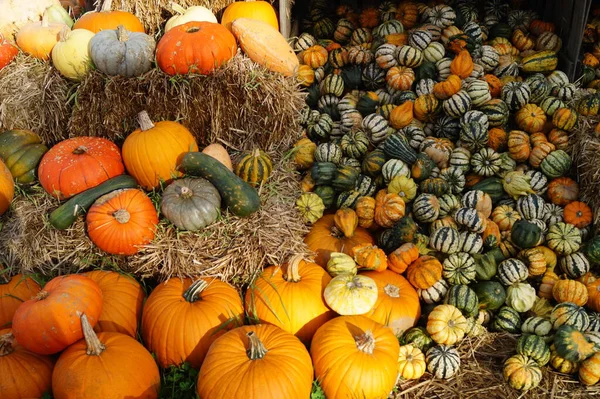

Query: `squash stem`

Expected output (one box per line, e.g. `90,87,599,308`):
72,146,88,155
171,2,186,15
179,186,194,199
137,111,155,131
36,290,49,300
81,313,106,356
384,283,400,298
58,26,70,42
355,329,375,355
117,25,129,42
283,254,303,282
0,333,15,356
183,279,207,302
246,331,267,360
113,209,131,224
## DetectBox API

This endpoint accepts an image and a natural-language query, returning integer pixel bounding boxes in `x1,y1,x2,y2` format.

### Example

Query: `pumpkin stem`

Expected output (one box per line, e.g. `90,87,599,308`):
179,186,194,199
116,25,129,42
100,0,113,12
72,146,88,155
246,331,268,360
383,283,400,298
113,209,131,224
283,254,303,283
186,26,201,33
183,279,208,302
354,329,375,355
0,333,15,356
138,111,155,131
35,290,49,300
171,2,186,15
81,313,106,356
58,26,70,42
330,225,344,239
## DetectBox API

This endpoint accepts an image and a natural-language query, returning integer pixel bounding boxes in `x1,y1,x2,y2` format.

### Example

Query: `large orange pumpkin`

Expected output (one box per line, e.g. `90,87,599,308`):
141,277,244,369
0,273,40,329
311,315,400,399
245,255,335,344
86,189,158,255
11,274,103,355
52,314,160,399
122,111,198,190
0,159,14,216
197,324,313,399
156,21,237,76
221,0,279,31
73,0,144,33
38,136,125,200
362,270,421,335
304,214,374,267
83,270,144,337
0,329,55,398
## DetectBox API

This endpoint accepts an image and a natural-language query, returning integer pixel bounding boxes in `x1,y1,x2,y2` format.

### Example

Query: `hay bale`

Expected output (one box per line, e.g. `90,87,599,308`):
0,157,309,284
0,54,73,145
394,332,600,399
69,54,304,153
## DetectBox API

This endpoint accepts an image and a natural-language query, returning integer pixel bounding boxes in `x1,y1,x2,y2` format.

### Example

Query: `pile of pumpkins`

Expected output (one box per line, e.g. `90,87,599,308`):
0,0,299,78
291,0,600,393
0,114,274,254
581,4,600,105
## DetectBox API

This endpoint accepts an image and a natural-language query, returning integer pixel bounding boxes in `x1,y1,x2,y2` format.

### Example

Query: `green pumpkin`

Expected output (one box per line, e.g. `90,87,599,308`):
401,326,434,352
415,61,437,81
472,281,506,311
445,284,479,317
551,302,590,331
332,165,359,192
516,334,551,366
379,216,418,252
492,306,522,333
305,83,321,108
472,251,499,281
522,316,553,341
336,190,362,209
584,236,600,264
554,325,596,362
0,129,48,184
361,149,386,177
471,177,505,203
235,149,273,187
340,131,370,159
383,132,418,166
340,65,363,90
357,92,380,116
313,185,336,209
411,153,437,182
311,162,338,185
540,150,572,179
511,219,543,249
577,94,600,116
489,23,512,39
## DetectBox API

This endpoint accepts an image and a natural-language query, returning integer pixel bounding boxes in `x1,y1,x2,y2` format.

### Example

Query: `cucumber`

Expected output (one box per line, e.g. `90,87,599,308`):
180,152,260,217
49,175,138,229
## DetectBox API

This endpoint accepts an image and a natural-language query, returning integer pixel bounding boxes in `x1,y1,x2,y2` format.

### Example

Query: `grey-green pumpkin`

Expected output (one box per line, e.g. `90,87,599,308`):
90,25,156,77
161,178,221,231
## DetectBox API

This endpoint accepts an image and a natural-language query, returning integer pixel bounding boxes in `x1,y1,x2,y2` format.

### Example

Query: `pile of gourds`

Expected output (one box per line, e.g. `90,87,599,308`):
292,0,600,392
581,4,600,117
0,0,298,78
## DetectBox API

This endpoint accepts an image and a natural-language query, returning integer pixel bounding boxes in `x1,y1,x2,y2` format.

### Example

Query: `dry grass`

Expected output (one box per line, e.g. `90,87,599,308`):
69,54,304,153
0,156,309,285
394,332,600,399
0,54,74,145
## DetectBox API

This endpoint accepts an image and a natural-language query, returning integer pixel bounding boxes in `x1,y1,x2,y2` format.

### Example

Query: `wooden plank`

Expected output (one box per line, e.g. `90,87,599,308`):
279,0,290,38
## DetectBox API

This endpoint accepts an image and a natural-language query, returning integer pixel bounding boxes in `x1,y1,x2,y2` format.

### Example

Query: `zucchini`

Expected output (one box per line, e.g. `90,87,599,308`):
180,152,260,217
49,175,138,229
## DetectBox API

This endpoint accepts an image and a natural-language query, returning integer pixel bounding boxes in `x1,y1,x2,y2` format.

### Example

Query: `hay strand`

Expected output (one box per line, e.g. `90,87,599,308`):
0,157,309,284
69,54,304,153
0,54,74,145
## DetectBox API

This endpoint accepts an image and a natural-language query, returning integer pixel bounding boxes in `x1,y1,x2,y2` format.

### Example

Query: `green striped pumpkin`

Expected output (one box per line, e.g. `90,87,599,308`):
460,121,488,152
354,174,377,197
559,252,590,279
516,334,551,366
401,326,434,352
492,306,522,333
426,345,461,380
314,143,343,165
442,252,476,285
313,185,336,209
497,258,528,286
526,74,551,104
430,226,461,254
375,44,398,69
373,19,404,37
445,284,479,317
332,165,359,192
443,90,472,118
472,281,506,311
474,45,500,72
333,18,354,44
435,57,452,80
539,96,565,116
438,193,461,217
339,157,361,173
536,31,562,52
361,149,386,176
340,130,370,159
396,45,423,68
501,81,531,111
440,166,466,194
350,28,373,46
495,61,519,78
449,147,471,172
551,302,590,331
336,190,362,209
311,162,337,185
511,219,543,249
522,316,553,338
362,63,386,90
420,177,449,196
588,312,600,332
553,83,577,102
313,18,335,39
423,41,446,63
516,194,546,220
382,159,410,183
454,207,485,233
521,50,558,73
413,193,440,223
460,231,483,254
418,279,449,304
383,132,418,165
465,80,492,107
546,222,581,255
307,113,334,141
294,32,316,52
434,115,461,141
235,149,273,186
317,95,340,120
408,29,433,51
321,74,344,97
540,150,571,178
362,113,389,145
478,99,510,127
471,148,501,177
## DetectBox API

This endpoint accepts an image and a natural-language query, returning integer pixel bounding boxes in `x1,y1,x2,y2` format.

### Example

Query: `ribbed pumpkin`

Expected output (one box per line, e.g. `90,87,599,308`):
547,177,579,206
73,0,144,33
374,189,405,228
235,149,273,186
16,14,67,60
426,304,468,346
362,270,420,335
587,280,600,312
122,111,198,190
0,129,48,185
0,330,54,399
221,0,279,31
51,314,160,399
564,201,593,228
245,255,334,344
407,255,443,289
0,274,40,329
86,189,158,256
38,137,124,200
82,271,144,337
433,74,461,100
450,50,473,78
311,315,400,399
141,277,244,368
197,324,313,399
0,159,13,217
388,243,420,274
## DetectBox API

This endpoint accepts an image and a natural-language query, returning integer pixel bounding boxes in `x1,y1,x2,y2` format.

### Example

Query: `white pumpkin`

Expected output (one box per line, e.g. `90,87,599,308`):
506,282,536,313
51,27,94,80
0,0,62,41
164,3,217,32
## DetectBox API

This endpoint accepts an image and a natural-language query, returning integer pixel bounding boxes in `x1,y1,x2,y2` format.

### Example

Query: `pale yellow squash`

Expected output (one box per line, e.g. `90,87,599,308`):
164,3,217,32
51,27,94,80
323,274,378,315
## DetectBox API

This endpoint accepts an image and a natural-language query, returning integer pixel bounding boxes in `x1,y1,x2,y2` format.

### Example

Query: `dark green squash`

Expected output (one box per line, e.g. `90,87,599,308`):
340,64,363,90
411,153,437,182
492,306,522,333
472,251,498,281
489,23,512,39
305,83,321,108
445,284,479,317
516,334,551,366
415,61,437,82
332,165,359,192
584,236,600,264
383,132,418,165
401,326,434,352
472,281,506,311
0,129,48,184
511,219,542,249
362,149,387,177
313,185,336,209
471,177,505,203
180,152,260,217
554,325,596,362
311,162,337,185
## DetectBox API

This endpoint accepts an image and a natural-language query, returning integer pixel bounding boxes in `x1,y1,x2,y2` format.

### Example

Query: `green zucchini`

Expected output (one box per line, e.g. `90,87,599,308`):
180,152,260,217
49,175,139,229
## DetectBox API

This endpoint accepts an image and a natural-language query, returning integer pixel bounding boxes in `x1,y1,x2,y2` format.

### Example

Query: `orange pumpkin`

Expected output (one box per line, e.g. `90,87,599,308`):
433,74,462,100
73,0,144,33
587,280,600,312
244,255,335,344
465,173,484,188
530,19,555,36
301,45,328,68
390,101,414,129
374,190,406,228
0,329,55,398
484,74,504,97
221,0,279,32
529,142,556,168
529,132,549,147
0,159,14,216
198,324,313,399
553,279,588,306
406,255,443,289
552,107,578,132
353,244,388,272
86,189,158,256
386,66,415,91
548,129,569,150
386,32,408,46
52,314,160,399
0,274,41,329
516,104,547,133
362,270,421,335
450,50,474,79
564,201,593,229
11,275,103,355
122,111,198,190
304,214,374,267
141,277,244,368
38,137,125,200
488,127,508,151
355,196,376,229
334,207,359,238
547,177,579,206
539,270,559,299
395,2,419,28
297,64,315,86
0,35,18,70
511,29,535,51
359,7,380,28
483,219,502,245
82,270,144,337
388,243,420,274
583,53,600,68
16,14,67,60
507,130,531,162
